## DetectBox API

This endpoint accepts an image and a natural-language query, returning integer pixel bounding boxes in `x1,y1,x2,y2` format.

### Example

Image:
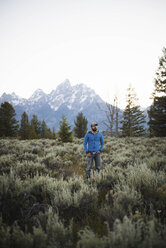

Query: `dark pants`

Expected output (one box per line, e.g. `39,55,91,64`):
86,153,101,179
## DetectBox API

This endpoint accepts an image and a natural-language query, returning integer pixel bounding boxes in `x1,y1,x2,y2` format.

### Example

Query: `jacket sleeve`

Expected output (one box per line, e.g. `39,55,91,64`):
83,133,89,153
99,134,104,152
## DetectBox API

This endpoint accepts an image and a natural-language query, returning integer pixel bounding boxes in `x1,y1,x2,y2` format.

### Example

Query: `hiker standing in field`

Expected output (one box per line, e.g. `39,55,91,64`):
83,122,104,179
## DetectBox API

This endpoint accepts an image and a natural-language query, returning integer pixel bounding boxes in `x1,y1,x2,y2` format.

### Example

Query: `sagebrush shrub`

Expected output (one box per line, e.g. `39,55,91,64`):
0,137,166,247
107,215,166,248
15,161,48,179
77,227,108,248
0,154,17,174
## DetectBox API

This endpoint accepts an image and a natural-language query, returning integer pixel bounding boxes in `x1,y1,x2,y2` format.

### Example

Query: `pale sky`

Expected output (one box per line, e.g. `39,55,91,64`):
0,0,166,108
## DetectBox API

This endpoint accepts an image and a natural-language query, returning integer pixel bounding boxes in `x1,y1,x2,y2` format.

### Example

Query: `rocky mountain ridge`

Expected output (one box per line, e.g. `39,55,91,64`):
0,79,107,130
0,79,149,131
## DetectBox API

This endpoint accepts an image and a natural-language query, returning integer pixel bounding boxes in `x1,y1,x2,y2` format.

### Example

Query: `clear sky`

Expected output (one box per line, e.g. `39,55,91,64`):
0,0,166,108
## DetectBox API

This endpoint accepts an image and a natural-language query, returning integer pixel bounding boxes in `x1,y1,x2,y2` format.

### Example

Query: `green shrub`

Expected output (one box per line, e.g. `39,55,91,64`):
18,152,38,163
157,184,166,205
0,137,166,247
107,216,166,248
15,161,48,179
146,155,166,172
0,209,73,248
126,163,166,194
77,228,108,248
0,217,11,248
0,154,17,174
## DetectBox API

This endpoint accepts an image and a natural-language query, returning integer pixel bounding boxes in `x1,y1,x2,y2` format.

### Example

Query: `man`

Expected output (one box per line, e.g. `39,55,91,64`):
83,122,104,179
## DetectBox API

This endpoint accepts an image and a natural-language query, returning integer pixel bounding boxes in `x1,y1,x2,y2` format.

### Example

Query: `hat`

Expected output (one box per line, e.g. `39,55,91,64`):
91,122,98,127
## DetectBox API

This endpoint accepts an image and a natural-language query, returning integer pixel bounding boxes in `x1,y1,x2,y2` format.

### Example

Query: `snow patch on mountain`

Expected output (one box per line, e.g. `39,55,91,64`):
29,89,46,103
0,80,105,113
0,79,112,129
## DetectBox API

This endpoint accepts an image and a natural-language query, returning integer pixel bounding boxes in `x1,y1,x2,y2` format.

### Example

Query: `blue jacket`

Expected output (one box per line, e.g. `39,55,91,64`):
83,131,104,153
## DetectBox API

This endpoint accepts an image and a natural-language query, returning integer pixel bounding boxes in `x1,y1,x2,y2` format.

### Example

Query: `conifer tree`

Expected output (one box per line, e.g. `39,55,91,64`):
52,128,56,139
20,111,30,139
120,86,146,137
47,128,54,139
0,101,19,137
30,114,41,138
74,112,88,138
148,47,166,137
41,120,48,138
40,121,56,139
29,123,38,139
58,115,73,142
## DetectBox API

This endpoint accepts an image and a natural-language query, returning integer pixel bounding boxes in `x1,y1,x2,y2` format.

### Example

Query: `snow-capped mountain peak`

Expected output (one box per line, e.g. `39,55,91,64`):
11,92,18,97
0,92,24,105
29,89,46,103
55,79,71,93
0,79,109,129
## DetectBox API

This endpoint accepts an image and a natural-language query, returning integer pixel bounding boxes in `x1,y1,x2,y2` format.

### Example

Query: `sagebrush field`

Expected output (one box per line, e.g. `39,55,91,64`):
0,137,166,248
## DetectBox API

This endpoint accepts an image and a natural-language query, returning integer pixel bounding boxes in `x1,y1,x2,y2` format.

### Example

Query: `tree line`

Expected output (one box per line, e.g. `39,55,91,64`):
0,105,88,141
0,48,165,140
0,107,56,139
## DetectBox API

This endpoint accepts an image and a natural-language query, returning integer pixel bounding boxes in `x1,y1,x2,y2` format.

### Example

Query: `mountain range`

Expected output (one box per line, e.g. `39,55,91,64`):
0,79,149,131
0,79,110,130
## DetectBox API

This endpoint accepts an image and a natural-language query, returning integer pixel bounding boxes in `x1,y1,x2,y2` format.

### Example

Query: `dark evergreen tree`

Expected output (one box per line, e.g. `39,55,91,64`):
120,86,146,137
29,123,38,139
51,128,56,139
40,120,56,139
74,112,88,138
58,115,73,142
148,47,166,137
47,128,54,139
19,111,30,139
0,101,19,137
41,120,48,138
30,114,41,138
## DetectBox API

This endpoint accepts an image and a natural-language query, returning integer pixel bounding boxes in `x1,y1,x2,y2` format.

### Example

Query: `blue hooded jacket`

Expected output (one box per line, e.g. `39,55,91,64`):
83,131,104,153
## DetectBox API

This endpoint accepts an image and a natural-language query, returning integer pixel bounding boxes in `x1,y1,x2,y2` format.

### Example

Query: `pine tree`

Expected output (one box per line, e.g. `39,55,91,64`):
120,86,146,137
0,101,19,137
29,123,38,139
40,121,56,139
74,112,88,138
58,115,73,142
19,111,30,139
51,128,56,139
41,120,48,138
47,128,54,139
30,114,41,138
148,47,166,137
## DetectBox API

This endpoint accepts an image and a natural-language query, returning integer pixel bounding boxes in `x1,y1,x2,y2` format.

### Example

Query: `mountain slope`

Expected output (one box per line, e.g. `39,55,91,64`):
0,80,150,131
0,80,108,130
